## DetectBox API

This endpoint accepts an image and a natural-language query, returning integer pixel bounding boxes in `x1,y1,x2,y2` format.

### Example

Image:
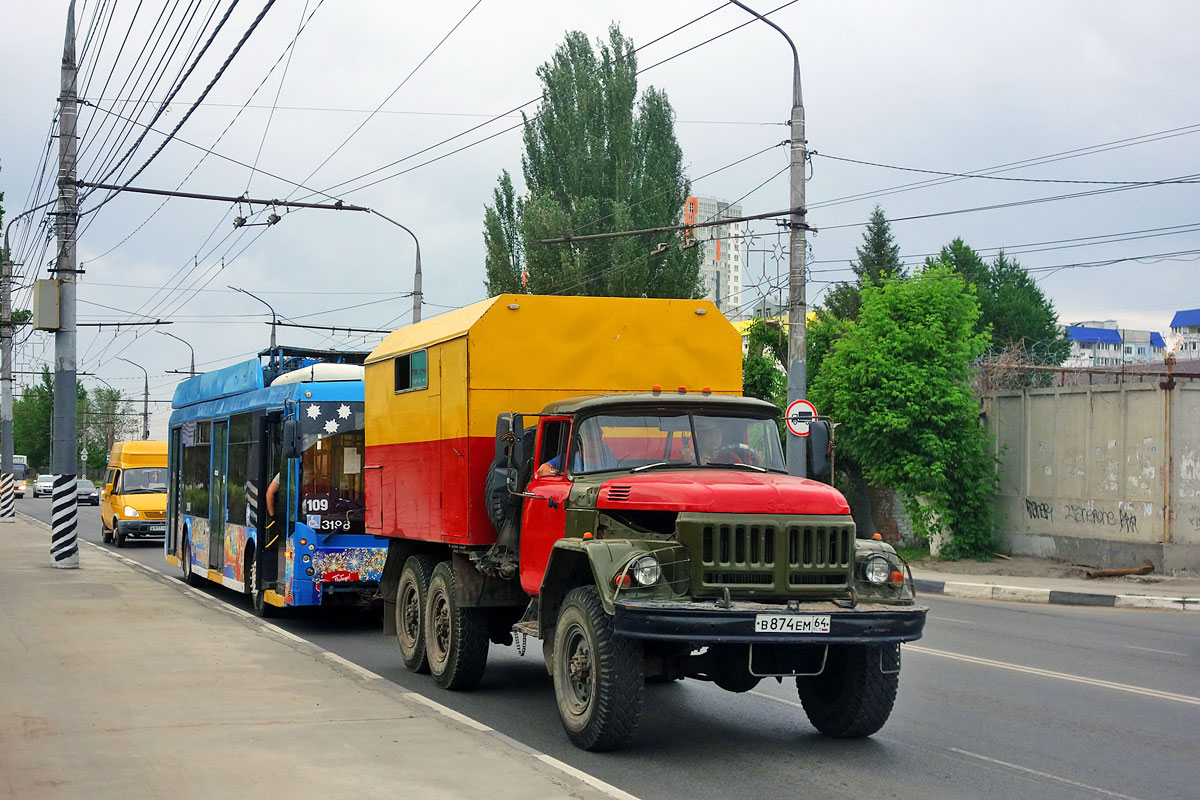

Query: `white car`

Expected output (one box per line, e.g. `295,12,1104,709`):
32,475,56,498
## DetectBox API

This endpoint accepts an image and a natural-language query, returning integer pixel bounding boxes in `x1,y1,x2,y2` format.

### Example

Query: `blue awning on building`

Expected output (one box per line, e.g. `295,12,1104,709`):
1065,326,1122,345
1150,332,1166,348
1169,309,1200,328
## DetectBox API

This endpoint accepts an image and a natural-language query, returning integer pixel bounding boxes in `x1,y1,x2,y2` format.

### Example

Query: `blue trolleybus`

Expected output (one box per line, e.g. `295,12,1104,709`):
166,347,384,615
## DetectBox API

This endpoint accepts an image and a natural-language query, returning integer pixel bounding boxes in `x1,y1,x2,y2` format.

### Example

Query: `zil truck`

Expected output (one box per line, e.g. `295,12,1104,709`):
365,295,926,750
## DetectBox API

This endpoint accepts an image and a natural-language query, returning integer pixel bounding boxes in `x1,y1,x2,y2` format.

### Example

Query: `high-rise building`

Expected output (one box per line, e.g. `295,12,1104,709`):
683,196,744,318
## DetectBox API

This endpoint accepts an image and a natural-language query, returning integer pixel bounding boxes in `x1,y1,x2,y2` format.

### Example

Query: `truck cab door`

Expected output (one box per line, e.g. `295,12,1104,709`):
519,417,571,595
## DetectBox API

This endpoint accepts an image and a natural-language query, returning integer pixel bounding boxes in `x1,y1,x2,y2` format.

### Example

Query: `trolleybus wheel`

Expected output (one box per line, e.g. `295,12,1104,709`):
424,561,488,690
796,643,899,739
181,539,204,587
552,586,644,751
248,550,276,618
397,554,438,674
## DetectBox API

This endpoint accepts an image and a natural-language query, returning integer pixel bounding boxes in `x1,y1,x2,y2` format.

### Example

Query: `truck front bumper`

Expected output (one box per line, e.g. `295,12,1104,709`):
613,598,926,645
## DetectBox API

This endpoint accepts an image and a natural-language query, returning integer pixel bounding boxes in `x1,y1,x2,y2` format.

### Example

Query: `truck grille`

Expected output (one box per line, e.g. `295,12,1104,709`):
678,514,854,598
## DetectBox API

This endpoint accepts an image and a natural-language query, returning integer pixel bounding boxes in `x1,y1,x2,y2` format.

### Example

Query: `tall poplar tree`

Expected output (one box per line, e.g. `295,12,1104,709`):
483,25,702,298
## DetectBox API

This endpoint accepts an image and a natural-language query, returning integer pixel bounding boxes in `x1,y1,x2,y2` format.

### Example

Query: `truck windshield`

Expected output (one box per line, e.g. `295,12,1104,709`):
571,412,786,474
121,467,168,494
298,401,365,535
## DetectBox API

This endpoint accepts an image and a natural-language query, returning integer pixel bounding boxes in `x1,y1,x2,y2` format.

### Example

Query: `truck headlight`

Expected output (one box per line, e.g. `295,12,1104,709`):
863,555,890,585
124,506,140,518
630,555,661,586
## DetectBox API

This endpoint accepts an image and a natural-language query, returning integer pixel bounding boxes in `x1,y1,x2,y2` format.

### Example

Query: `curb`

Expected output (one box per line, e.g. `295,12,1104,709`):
14,513,640,800
915,577,1200,612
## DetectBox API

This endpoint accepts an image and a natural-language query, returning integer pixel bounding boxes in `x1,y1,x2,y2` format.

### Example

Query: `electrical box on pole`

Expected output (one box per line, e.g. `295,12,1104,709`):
32,280,61,331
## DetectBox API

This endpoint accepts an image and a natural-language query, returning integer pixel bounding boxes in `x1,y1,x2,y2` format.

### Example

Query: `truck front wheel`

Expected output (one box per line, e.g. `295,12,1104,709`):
424,561,489,690
552,586,644,751
397,554,438,674
796,643,899,738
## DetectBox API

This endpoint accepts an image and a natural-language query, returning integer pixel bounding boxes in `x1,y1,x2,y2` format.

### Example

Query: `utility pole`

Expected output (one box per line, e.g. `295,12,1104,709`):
1,232,14,523
368,210,422,323
229,286,277,348
50,0,80,568
117,358,149,439
730,1,808,477
159,329,196,375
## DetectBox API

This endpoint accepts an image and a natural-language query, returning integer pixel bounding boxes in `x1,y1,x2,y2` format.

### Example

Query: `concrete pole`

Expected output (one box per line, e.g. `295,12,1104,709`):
1,244,14,522
369,210,422,323
50,0,80,568
117,358,149,439
730,1,807,477
159,329,196,375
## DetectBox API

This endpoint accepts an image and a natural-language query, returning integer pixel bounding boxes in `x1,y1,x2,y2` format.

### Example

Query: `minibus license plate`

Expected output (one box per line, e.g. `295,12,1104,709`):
149,523,166,533
754,614,830,634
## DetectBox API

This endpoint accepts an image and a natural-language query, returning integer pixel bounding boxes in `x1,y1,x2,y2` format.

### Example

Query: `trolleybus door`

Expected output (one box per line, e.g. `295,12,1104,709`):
209,419,228,571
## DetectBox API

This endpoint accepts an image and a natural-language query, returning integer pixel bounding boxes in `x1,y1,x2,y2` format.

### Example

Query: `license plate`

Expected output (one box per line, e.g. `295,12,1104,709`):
754,614,831,634
149,523,166,532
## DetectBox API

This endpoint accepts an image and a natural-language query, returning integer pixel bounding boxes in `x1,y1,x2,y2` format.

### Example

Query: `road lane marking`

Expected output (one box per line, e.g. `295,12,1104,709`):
749,689,803,710
908,645,1200,706
1122,644,1187,657
929,616,975,625
949,748,1144,800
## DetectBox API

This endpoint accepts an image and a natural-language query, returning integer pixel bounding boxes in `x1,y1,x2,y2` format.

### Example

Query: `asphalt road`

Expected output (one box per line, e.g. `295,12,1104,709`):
20,497,1200,800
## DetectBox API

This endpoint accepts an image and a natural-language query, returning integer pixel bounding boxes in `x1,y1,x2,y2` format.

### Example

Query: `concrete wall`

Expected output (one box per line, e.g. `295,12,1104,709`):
984,383,1200,572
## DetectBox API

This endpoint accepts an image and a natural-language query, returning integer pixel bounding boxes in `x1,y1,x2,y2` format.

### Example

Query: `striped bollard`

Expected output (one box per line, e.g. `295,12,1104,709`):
50,474,79,569
0,472,14,521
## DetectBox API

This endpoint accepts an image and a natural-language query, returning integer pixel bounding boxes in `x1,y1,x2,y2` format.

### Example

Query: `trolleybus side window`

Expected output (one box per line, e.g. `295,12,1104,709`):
227,412,256,527
181,421,211,516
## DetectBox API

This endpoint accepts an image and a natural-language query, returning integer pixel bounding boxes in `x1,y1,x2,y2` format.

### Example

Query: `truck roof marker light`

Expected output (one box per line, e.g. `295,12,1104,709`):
614,573,632,588
651,385,662,394
582,531,593,540
507,303,520,310
701,386,711,395
678,386,687,394
694,308,707,315
872,533,882,540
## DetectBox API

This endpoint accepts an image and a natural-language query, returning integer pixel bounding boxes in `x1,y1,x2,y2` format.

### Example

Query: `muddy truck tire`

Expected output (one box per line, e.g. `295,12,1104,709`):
796,643,899,738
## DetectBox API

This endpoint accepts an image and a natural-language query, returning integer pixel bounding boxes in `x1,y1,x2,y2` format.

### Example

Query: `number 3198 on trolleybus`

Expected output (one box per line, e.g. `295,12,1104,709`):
165,347,385,616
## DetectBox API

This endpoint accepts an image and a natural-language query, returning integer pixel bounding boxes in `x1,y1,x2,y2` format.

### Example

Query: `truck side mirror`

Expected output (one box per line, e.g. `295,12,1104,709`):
283,418,302,459
806,420,832,481
495,413,526,492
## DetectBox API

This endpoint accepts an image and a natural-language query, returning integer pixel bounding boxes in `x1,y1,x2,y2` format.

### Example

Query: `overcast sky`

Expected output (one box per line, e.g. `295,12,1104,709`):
2,0,1198,437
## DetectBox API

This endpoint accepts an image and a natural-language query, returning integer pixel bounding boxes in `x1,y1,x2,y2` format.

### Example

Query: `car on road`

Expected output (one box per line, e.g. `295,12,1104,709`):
14,481,24,499
76,479,99,505
32,474,55,498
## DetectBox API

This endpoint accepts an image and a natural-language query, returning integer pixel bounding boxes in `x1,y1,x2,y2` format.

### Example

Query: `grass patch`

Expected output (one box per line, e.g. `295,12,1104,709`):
895,544,930,563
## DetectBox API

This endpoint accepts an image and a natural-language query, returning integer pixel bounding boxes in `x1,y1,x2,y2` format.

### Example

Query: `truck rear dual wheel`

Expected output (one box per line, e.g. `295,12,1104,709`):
396,554,438,674
553,586,644,751
796,643,899,738
424,561,489,690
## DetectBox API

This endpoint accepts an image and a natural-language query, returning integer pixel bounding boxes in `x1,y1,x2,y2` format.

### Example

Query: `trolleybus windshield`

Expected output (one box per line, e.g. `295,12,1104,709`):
297,401,365,535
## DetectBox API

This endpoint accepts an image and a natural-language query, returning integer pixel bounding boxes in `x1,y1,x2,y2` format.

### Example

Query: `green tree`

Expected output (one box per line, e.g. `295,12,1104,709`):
821,205,906,322
483,25,702,298
926,239,1067,362
742,319,787,406
810,269,998,558
13,369,136,476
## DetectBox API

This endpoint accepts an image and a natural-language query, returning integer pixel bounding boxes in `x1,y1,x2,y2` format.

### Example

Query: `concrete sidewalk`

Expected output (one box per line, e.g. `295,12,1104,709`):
0,520,632,800
910,564,1200,611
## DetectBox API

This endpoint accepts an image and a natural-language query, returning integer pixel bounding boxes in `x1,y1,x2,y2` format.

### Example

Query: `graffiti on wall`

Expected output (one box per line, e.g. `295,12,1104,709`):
1026,499,1140,533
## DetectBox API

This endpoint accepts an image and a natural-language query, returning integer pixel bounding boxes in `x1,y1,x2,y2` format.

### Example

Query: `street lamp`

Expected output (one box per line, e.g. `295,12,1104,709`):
117,357,150,440
368,210,423,323
158,329,196,376
228,286,278,349
730,1,808,477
